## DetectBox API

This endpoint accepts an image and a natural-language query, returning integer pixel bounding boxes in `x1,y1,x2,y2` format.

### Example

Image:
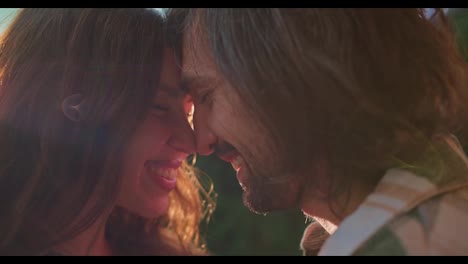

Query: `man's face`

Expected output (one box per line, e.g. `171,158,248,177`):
182,32,303,214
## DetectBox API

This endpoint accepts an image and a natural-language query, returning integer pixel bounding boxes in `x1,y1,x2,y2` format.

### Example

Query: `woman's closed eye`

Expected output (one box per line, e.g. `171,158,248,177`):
151,104,170,116
151,103,193,119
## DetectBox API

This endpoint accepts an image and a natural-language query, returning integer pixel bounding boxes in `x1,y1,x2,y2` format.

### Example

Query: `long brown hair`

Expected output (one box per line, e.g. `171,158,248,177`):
0,8,214,255
170,8,468,216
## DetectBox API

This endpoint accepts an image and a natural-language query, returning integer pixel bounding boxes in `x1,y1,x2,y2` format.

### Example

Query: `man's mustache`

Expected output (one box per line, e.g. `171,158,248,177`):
213,142,237,156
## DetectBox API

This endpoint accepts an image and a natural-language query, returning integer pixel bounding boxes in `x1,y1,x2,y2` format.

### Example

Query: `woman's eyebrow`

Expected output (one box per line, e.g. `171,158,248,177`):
158,83,186,98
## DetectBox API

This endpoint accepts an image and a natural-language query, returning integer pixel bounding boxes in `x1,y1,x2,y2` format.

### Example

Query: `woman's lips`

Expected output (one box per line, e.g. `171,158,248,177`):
144,160,182,191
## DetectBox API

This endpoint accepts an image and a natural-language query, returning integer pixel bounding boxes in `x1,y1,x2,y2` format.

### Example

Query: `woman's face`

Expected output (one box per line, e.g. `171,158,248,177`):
117,50,195,219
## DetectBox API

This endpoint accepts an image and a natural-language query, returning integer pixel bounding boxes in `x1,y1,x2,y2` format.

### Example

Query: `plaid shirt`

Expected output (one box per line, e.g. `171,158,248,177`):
300,134,468,256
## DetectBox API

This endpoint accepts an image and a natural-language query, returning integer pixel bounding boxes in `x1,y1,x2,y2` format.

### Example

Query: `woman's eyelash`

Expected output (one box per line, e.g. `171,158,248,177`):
152,104,193,118
151,104,169,111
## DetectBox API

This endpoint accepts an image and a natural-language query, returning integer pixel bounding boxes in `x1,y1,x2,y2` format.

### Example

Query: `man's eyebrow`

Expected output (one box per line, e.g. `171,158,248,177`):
181,75,218,93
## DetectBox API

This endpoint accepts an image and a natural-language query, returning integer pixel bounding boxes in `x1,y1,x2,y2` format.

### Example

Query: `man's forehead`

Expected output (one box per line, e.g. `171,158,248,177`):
182,49,216,75
181,74,220,91
181,58,221,91
182,33,223,91
182,29,219,77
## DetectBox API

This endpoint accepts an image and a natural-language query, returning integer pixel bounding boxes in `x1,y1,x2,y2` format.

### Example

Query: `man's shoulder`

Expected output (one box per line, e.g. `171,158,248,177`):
355,187,468,256
300,222,330,256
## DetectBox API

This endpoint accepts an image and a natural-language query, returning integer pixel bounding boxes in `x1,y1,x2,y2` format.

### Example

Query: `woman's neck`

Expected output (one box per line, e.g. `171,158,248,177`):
54,215,113,256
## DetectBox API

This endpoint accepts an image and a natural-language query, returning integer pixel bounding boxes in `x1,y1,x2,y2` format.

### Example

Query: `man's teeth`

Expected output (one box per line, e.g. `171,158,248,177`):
148,164,177,180
231,156,244,171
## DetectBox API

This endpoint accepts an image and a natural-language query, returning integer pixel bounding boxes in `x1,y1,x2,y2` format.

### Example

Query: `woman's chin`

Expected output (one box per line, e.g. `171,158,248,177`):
118,199,169,219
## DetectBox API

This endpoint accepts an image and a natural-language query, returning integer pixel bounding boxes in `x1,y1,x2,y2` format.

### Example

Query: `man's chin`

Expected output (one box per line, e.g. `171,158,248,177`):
242,191,274,215
242,186,299,215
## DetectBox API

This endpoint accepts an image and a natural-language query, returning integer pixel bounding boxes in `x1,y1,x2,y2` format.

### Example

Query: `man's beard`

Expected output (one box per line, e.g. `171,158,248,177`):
241,164,301,215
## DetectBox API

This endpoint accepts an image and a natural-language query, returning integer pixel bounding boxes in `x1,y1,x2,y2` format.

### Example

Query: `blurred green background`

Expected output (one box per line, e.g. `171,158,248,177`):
448,8,468,61
1,8,467,256
196,155,306,256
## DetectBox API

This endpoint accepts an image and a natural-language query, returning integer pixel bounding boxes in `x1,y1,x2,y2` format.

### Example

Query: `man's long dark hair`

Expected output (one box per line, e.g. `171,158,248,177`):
168,8,468,216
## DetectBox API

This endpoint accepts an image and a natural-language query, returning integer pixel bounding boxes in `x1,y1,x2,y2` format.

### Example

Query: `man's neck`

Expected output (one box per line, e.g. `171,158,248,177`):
313,216,338,234
301,178,376,231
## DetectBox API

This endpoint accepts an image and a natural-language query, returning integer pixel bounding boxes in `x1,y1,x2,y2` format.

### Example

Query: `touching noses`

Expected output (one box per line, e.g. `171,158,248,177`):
168,114,196,155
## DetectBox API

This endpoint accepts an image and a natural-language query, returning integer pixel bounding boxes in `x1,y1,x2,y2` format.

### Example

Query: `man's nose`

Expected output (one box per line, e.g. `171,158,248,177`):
193,108,216,156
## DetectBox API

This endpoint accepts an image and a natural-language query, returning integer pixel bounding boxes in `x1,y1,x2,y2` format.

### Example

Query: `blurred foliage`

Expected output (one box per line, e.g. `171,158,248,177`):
447,9,468,150
448,9,468,61
196,155,307,256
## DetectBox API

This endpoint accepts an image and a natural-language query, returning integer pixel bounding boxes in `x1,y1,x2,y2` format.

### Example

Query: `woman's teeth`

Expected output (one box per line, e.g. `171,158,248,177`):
146,161,178,180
